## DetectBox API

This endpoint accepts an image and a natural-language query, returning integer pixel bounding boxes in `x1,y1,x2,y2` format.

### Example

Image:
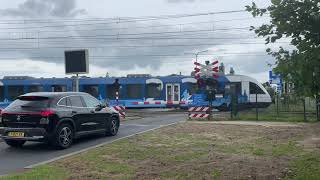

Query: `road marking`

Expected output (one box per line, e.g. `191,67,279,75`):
120,123,153,127
24,120,184,170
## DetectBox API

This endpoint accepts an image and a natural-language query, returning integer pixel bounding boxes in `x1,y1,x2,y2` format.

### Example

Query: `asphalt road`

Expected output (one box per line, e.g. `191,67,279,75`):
0,113,186,176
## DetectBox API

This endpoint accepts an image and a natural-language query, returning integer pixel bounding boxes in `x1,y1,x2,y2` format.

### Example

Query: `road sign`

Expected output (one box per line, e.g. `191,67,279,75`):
269,71,283,95
194,60,219,79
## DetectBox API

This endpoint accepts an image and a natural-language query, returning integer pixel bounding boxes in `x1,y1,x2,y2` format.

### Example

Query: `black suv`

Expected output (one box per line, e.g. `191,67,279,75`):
0,92,120,149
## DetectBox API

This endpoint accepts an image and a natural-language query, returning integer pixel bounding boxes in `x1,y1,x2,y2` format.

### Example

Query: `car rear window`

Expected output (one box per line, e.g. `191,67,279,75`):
7,96,50,109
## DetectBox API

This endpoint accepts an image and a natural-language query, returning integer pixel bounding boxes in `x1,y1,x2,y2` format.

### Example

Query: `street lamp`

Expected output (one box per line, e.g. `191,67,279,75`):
185,50,209,63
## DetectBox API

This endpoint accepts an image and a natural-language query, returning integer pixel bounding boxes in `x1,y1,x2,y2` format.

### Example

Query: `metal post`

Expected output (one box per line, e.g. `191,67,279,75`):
316,97,320,121
256,93,258,121
276,94,279,116
316,96,319,121
195,54,198,64
75,74,79,92
303,98,306,122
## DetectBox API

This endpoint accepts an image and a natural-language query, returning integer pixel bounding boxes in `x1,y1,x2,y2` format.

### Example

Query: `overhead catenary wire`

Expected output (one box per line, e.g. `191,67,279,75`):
0,27,254,40
0,16,267,33
0,9,276,63
0,41,291,51
0,9,249,25
0,53,271,60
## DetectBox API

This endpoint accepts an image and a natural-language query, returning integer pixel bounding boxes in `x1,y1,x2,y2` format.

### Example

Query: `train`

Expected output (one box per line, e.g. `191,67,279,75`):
0,73,272,110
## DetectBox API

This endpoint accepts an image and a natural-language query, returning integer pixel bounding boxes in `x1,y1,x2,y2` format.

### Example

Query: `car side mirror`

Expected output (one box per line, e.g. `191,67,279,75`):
95,104,103,111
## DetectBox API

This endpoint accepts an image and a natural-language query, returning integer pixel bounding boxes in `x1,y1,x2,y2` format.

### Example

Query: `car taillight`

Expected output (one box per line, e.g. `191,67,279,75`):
40,110,55,117
39,110,55,125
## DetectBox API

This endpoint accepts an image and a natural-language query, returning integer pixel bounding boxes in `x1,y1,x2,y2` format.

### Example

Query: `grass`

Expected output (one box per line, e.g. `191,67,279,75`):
233,110,318,122
285,153,320,180
2,122,320,179
228,102,319,122
211,169,222,179
2,165,68,180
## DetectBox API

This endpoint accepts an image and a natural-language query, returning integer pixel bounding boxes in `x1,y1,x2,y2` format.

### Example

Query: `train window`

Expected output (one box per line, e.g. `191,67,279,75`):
0,86,3,101
250,82,265,94
8,86,24,100
225,82,241,95
127,84,143,99
51,85,67,92
146,83,161,98
83,85,99,98
27,85,43,93
185,83,198,95
106,84,117,99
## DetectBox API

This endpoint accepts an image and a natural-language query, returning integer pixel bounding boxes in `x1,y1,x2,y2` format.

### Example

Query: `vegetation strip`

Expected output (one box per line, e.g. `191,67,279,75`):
2,121,320,179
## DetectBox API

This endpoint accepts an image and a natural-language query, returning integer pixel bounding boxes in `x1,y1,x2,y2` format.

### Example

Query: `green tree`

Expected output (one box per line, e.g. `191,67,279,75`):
246,0,320,98
263,82,276,102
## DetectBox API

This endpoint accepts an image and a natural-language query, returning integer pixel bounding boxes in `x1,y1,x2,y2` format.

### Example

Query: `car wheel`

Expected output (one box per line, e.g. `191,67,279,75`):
5,139,26,148
105,117,119,136
52,123,74,149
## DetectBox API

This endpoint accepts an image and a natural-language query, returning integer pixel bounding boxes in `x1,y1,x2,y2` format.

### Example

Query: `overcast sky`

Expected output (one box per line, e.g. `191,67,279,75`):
0,0,281,82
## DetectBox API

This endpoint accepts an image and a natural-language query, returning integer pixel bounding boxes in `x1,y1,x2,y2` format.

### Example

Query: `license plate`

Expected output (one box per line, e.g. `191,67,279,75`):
8,132,25,137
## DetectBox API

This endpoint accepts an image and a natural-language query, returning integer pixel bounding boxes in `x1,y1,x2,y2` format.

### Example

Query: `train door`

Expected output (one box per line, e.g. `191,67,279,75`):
166,84,180,102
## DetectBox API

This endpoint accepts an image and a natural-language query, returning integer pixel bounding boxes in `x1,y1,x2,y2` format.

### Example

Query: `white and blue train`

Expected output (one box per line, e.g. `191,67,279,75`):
0,74,272,110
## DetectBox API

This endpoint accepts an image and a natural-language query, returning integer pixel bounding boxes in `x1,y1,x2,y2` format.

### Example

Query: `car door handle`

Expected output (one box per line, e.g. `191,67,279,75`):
71,111,77,114
90,110,95,113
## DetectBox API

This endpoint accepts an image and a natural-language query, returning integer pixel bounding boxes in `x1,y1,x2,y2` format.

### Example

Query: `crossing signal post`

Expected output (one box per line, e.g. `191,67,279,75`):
193,60,219,120
113,79,121,104
194,60,219,80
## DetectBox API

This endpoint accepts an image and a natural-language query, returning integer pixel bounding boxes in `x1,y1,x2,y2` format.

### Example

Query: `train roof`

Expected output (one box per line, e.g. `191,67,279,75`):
0,74,261,85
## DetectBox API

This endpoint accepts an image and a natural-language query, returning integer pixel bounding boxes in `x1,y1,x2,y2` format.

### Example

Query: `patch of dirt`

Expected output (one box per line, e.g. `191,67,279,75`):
151,122,320,179
300,137,320,151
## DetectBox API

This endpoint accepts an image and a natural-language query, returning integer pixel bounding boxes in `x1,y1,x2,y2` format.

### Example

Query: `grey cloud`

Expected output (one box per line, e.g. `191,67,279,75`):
167,0,213,3
0,0,86,18
167,0,196,3
0,0,271,77
0,19,263,73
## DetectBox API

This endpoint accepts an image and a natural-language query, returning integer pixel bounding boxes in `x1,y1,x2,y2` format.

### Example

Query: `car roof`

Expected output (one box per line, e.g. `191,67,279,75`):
21,92,89,98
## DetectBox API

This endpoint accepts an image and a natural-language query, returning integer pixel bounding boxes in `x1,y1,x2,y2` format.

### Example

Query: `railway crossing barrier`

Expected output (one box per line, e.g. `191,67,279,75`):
188,106,212,120
131,101,187,106
112,106,126,119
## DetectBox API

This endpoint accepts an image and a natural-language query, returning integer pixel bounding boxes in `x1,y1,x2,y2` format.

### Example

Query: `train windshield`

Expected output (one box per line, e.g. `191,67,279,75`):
250,82,265,94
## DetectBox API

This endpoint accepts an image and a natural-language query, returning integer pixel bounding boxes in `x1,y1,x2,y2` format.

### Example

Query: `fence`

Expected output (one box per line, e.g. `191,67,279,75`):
230,96,319,122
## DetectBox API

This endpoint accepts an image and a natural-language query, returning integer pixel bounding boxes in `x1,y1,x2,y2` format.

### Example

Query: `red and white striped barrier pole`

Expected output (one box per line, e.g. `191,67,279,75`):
131,101,187,106
113,105,126,119
188,106,212,120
